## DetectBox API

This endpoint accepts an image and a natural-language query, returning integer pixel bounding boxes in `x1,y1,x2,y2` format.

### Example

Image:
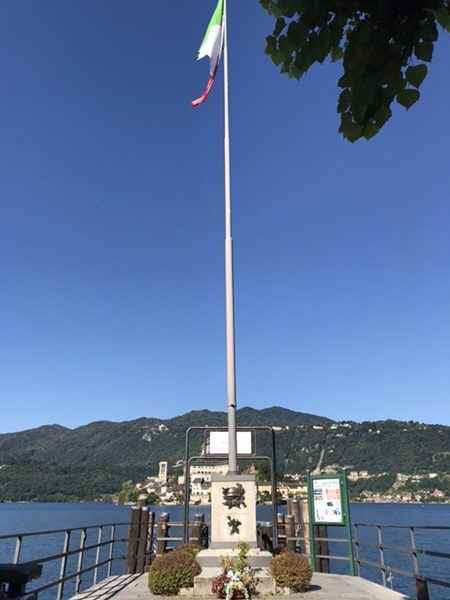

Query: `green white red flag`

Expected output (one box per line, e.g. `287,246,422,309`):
192,0,224,107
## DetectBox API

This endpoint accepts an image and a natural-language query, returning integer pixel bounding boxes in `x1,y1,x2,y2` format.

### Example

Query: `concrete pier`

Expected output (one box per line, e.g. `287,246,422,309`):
69,572,411,600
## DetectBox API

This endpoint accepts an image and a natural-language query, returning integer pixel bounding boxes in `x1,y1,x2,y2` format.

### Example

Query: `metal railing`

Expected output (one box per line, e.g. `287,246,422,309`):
0,521,129,600
2,508,450,600
352,523,450,600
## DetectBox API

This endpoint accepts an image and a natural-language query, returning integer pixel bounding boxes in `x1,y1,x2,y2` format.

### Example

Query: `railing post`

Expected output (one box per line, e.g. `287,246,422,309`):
278,513,285,550
409,527,429,600
191,514,204,547
301,500,311,560
93,526,103,585
156,513,169,555
377,526,386,587
285,515,296,552
136,508,149,574
288,499,301,550
75,528,87,593
13,537,22,564
56,530,71,600
125,507,142,574
353,524,361,577
107,525,116,579
409,527,419,577
145,512,156,567
415,577,430,600
314,525,329,573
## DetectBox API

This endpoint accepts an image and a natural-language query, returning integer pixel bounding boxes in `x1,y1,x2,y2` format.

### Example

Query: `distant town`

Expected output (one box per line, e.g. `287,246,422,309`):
1,410,449,503
121,458,450,506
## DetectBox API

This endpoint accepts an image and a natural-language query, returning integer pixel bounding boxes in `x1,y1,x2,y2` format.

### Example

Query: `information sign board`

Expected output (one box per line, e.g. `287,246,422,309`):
312,477,343,524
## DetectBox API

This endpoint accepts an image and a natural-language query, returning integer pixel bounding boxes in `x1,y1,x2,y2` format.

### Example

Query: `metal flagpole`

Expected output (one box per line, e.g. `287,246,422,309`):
223,0,238,474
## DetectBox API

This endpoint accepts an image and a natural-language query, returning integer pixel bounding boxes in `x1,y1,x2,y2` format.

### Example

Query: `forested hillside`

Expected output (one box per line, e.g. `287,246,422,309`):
0,407,448,501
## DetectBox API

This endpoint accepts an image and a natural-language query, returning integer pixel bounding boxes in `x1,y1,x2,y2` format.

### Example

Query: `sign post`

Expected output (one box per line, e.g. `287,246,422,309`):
307,470,354,575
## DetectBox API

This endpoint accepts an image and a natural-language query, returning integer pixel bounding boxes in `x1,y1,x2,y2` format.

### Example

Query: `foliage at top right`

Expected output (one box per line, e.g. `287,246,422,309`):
261,0,450,141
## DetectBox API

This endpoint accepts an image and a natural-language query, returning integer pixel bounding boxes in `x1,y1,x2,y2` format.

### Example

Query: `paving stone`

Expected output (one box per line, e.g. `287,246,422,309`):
69,572,411,600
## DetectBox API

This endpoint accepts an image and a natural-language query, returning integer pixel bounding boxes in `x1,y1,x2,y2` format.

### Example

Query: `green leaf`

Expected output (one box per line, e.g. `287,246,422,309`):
279,34,295,57
308,33,320,62
329,18,344,47
419,20,438,42
280,60,291,74
264,35,277,56
397,89,420,110
406,64,428,89
362,122,380,140
270,4,282,18
436,8,450,32
340,120,363,143
351,101,367,123
274,17,287,37
414,41,433,62
337,89,351,113
288,64,303,79
271,49,284,66
338,73,352,88
287,20,308,46
331,47,343,62
374,105,392,128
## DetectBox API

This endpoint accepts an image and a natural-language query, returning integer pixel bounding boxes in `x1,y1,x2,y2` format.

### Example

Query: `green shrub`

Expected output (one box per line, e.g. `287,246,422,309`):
149,548,201,595
176,543,202,557
269,550,312,591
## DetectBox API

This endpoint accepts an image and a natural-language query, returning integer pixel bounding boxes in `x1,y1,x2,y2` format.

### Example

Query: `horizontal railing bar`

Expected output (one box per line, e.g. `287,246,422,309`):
424,576,450,588
355,539,450,560
353,523,450,531
357,558,415,579
414,548,450,560
0,522,129,541
355,540,415,555
28,538,128,565
157,537,184,542
31,556,116,594
314,537,347,544
315,554,349,561
357,558,450,589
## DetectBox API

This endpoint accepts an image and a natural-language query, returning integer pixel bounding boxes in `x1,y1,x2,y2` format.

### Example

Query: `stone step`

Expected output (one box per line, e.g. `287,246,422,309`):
196,548,272,569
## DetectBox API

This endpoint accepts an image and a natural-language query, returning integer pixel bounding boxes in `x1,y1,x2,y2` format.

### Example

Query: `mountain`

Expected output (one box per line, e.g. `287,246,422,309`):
0,408,449,502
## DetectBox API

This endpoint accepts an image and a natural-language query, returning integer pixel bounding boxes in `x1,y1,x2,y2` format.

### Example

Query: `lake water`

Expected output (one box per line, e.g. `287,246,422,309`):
0,502,449,600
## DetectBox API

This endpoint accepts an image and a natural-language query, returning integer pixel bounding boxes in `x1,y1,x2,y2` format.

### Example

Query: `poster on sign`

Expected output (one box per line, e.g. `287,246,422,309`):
312,477,344,524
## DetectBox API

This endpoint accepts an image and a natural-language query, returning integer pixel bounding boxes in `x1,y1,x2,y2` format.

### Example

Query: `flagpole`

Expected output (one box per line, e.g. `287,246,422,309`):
223,0,238,474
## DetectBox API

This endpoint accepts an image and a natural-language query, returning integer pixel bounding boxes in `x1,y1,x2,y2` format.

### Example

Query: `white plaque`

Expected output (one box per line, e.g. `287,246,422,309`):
209,431,252,455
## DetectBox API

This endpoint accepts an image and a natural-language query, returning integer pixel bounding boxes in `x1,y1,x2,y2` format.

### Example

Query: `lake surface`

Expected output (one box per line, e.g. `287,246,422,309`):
0,502,449,600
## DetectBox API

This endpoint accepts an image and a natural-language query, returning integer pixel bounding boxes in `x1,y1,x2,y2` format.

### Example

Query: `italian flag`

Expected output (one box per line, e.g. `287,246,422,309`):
191,0,224,107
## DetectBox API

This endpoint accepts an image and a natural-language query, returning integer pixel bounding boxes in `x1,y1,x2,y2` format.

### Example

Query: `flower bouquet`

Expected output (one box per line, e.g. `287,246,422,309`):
211,543,256,600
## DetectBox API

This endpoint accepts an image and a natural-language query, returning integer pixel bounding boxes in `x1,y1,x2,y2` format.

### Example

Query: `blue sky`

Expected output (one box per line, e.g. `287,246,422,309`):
1,1,449,434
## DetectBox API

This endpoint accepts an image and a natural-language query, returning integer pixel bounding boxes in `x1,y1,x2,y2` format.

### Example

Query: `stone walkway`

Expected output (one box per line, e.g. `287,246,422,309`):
70,573,410,600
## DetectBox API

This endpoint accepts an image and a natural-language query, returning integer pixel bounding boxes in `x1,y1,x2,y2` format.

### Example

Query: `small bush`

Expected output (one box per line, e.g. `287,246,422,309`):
177,543,202,557
149,548,201,595
269,550,312,591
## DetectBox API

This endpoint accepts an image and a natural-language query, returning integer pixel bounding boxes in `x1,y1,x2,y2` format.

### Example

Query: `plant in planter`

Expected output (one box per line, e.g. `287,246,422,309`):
211,542,257,600
269,550,312,592
148,545,201,595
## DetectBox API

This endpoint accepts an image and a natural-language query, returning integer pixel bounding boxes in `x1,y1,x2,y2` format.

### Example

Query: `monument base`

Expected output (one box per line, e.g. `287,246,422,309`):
210,474,257,548
193,548,276,596
191,474,276,596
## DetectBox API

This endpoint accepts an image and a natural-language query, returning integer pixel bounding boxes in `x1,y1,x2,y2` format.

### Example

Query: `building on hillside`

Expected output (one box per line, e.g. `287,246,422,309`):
256,481,307,501
178,462,229,486
159,461,168,485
